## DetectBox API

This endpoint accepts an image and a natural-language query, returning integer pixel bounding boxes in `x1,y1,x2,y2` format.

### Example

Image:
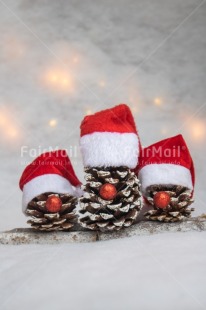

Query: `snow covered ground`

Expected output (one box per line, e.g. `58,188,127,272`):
1,232,206,310
0,0,206,309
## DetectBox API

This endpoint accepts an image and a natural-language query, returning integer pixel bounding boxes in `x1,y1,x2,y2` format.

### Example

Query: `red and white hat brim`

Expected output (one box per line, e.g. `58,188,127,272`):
22,174,78,213
80,132,139,168
139,164,193,194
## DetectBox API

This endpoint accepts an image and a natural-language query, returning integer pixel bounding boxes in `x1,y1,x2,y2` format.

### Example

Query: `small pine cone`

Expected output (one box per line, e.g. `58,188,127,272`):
26,192,77,231
144,185,194,222
79,166,142,231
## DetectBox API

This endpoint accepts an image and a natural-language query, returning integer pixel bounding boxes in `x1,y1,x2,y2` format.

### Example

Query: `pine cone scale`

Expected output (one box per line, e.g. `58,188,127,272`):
79,166,142,231
145,185,194,222
26,192,77,231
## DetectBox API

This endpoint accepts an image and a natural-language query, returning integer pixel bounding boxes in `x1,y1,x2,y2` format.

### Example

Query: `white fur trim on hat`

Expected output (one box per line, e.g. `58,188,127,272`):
138,164,193,193
80,132,139,168
22,174,77,213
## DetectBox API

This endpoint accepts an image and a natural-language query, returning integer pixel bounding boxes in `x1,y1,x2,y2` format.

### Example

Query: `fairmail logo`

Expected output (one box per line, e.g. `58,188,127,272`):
20,145,78,159
20,145,78,166
141,145,184,158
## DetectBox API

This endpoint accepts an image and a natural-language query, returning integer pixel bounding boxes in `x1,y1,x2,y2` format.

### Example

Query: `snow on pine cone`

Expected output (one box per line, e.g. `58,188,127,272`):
144,185,194,222
26,193,77,231
78,166,142,231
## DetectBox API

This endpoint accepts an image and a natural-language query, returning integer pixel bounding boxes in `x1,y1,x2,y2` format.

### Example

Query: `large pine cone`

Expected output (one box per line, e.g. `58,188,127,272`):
144,185,194,222
26,192,77,231
79,166,142,231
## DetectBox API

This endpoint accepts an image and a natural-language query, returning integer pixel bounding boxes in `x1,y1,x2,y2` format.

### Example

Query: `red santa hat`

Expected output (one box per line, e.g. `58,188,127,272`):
19,150,81,213
137,134,195,194
80,104,141,168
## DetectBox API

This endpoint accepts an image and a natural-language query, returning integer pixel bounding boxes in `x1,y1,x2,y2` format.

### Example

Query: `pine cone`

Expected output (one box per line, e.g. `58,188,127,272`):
26,193,77,231
79,166,142,231
144,185,194,222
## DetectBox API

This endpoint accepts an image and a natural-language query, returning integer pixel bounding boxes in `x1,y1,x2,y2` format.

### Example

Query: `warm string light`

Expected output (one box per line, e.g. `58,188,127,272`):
154,97,163,106
85,109,93,115
0,108,19,140
190,120,205,141
43,52,80,92
45,69,74,92
49,119,57,128
7,128,18,138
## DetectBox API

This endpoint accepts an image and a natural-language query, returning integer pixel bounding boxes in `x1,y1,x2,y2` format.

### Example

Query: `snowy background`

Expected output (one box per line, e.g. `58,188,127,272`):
0,0,206,309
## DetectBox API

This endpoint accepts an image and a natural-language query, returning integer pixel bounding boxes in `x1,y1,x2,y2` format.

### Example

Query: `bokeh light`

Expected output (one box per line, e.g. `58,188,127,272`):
0,106,21,143
154,97,163,106
49,119,57,127
85,109,93,115
44,68,74,92
190,119,205,141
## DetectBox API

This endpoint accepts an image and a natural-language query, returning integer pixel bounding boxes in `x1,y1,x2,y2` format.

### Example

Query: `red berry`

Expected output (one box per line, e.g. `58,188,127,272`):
153,191,171,209
99,183,117,200
46,195,62,213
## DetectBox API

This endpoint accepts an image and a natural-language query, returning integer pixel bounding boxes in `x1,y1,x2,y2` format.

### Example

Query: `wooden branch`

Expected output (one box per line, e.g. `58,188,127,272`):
1,216,206,245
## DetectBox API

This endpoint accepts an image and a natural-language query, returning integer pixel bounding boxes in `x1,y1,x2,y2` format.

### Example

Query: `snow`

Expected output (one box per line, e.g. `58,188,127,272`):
1,232,206,310
0,0,206,309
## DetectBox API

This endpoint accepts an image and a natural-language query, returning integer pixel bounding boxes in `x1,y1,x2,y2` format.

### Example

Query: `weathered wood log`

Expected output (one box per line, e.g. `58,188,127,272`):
1,216,206,245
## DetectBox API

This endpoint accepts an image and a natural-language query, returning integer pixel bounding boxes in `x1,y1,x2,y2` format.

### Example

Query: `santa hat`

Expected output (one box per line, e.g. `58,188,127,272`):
137,134,195,194
19,150,81,213
80,104,141,168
